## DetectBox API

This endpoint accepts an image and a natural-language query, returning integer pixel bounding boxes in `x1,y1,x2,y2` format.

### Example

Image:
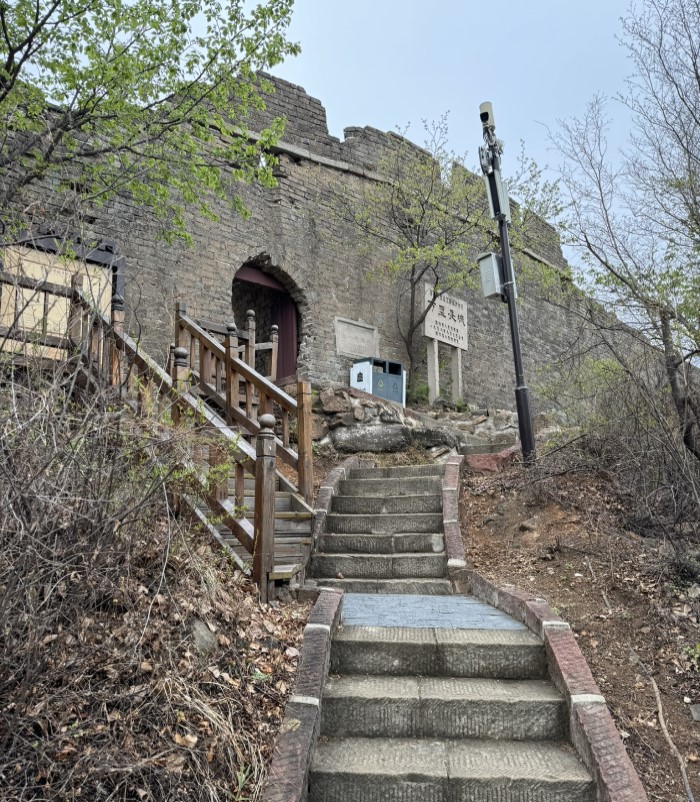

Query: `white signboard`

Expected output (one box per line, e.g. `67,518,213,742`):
423,285,468,349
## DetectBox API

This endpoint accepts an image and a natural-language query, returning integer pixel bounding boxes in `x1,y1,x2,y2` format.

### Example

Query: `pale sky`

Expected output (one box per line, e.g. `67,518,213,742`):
274,0,633,182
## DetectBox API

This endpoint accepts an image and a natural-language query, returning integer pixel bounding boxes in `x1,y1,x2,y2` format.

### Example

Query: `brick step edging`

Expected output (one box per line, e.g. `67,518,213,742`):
263,588,344,802
467,571,649,802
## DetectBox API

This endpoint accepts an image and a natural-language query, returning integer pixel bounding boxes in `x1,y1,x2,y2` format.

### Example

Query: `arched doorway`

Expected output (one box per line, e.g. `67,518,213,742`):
232,255,300,380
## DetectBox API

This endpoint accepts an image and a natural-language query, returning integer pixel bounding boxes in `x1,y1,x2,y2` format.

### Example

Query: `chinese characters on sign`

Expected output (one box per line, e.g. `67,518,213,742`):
423,285,468,349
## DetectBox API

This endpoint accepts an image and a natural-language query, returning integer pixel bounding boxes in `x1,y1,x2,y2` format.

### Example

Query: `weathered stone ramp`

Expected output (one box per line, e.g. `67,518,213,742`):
307,463,595,802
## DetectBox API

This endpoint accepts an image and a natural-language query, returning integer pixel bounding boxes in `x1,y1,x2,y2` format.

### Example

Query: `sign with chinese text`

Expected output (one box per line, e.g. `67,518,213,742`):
423,285,468,349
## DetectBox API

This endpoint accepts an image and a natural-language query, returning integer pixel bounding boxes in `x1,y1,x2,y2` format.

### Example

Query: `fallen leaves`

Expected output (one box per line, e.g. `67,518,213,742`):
1,521,311,802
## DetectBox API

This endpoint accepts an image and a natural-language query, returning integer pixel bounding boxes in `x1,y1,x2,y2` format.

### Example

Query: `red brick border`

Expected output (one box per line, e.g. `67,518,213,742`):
466,571,648,802
263,588,344,802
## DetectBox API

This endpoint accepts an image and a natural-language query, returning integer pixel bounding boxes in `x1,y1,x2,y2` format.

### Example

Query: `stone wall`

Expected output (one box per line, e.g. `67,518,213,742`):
4,74,622,412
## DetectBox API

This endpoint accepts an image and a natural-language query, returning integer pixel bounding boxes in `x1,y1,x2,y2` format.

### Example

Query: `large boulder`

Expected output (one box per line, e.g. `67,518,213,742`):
410,426,459,449
331,424,411,453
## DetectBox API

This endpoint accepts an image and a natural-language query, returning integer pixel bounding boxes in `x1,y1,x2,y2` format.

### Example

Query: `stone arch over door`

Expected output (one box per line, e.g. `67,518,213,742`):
231,254,304,380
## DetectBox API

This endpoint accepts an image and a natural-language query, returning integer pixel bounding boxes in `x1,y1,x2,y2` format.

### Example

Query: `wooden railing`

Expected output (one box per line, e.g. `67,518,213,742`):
174,301,313,506
195,311,279,382
0,272,310,602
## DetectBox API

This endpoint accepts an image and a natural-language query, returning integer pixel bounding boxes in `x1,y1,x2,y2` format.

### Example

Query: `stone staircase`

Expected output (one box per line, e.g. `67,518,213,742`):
305,463,596,802
193,468,313,579
309,463,452,595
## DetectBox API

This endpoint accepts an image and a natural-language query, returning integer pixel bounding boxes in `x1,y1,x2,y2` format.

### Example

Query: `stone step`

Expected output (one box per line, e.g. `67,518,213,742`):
326,512,444,535
310,553,447,580
319,532,444,554
309,737,595,802
340,477,443,497
313,578,454,596
331,626,547,679
350,464,446,479
321,675,567,741
331,494,443,515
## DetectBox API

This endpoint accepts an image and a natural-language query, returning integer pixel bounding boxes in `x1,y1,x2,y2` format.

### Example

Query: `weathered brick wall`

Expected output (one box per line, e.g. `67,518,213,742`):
3,74,629,412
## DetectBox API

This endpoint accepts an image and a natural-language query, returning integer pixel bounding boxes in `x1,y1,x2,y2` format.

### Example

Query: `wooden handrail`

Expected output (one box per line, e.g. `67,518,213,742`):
1,274,307,596
176,309,314,504
179,312,297,413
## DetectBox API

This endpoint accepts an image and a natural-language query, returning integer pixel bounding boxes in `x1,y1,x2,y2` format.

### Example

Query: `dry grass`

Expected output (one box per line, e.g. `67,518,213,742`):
0,359,309,801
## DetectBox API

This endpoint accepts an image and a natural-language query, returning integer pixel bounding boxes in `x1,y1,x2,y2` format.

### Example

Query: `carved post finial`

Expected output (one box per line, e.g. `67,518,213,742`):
258,413,276,432
174,346,188,368
227,320,237,335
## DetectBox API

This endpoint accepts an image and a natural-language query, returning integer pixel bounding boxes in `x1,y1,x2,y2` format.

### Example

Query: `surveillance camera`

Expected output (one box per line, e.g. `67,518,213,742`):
479,101,495,130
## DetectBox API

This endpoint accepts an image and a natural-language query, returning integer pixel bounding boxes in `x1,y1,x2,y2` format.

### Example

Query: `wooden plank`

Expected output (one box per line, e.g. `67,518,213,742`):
0,270,75,298
0,324,71,350
269,564,301,581
297,380,314,505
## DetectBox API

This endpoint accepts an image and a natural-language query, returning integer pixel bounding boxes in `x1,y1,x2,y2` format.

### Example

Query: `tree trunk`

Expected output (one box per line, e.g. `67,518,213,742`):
660,313,700,461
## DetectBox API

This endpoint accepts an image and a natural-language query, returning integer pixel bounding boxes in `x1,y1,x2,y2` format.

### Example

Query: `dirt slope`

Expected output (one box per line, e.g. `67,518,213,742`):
464,465,700,802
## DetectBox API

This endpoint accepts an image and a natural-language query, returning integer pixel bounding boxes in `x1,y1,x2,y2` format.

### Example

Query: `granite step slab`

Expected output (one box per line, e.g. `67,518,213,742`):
350,465,446,479
339,478,443,497
310,552,447,580
326,512,444,535
309,737,595,802
312,578,454,596
331,626,547,679
318,532,445,554
321,674,567,740
331,494,443,515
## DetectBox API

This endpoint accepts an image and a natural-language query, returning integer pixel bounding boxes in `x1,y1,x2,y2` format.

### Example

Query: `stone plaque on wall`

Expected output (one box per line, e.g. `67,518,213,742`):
334,317,379,358
423,284,468,349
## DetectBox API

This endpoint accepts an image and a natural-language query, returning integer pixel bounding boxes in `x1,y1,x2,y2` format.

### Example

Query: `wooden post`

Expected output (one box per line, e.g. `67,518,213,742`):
167,343,175,376
110,292,125,390
427,337,440,403
68,275,84,350
234,462,245,514
451,345,462,403
175,301,187,349
245,309,256,422
138,363,156,416
89,315,102,374
244,309,256,368
171,345,189,427
270,324,279,381
297,380,314,506
253,413,277,603
225,321,238,426
200,340,211,394
170,345,189,514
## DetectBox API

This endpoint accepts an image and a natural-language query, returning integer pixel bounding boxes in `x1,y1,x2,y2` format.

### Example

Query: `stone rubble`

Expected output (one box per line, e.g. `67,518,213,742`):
310,386,562,456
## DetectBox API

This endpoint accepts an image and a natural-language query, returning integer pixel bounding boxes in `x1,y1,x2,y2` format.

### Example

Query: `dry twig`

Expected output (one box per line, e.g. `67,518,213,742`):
630,651,696,802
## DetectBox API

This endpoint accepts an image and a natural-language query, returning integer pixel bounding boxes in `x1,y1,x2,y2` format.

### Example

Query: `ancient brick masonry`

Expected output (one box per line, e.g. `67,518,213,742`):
9,73,627,410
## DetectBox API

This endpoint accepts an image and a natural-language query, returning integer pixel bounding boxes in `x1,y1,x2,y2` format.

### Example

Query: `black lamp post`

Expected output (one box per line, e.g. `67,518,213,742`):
478,102,536,463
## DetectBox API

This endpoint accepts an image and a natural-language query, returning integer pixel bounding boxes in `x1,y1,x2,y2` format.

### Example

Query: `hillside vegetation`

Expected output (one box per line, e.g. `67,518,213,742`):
0,363,309,801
